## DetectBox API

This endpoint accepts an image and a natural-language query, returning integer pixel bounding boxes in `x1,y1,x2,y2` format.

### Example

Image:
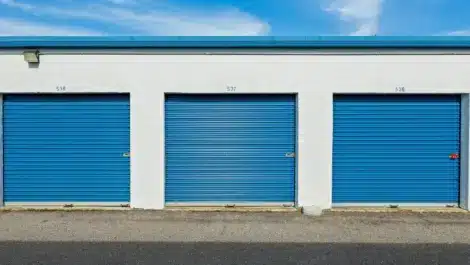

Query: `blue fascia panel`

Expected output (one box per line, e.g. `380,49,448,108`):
3,36,470,49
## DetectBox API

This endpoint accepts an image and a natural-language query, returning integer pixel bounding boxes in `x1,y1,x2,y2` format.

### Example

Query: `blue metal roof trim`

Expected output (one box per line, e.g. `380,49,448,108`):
2,36,470,49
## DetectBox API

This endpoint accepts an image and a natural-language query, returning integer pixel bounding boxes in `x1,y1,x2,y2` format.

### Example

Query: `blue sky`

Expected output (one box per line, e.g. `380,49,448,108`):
0,0,469,36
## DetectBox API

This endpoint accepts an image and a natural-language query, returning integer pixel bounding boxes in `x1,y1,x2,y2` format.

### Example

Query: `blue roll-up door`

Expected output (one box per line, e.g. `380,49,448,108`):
333,95,460,204
165,94,296,204
3,94,130,204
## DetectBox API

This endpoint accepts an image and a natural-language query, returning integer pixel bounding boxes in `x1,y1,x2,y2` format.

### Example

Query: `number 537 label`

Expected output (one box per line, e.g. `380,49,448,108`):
226,86,236,92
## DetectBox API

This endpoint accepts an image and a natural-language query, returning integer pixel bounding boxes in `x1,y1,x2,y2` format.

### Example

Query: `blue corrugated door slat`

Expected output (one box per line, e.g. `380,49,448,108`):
333,95,460,204
3,94,130,203
165,94,296,204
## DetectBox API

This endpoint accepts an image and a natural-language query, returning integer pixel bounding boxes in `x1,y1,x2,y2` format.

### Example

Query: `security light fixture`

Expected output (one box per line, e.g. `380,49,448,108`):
23,50,40,63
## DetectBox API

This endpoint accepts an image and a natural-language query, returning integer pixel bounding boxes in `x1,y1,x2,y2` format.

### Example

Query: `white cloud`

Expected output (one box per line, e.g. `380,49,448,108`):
106,0,136,5
446,30,470,36
0,0,33,10
0,18,103,36
0,0,270,36
324,0,383,35
91,7,270,35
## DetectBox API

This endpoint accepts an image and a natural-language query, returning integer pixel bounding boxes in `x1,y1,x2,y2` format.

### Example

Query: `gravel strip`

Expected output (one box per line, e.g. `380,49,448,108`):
1,210,469,243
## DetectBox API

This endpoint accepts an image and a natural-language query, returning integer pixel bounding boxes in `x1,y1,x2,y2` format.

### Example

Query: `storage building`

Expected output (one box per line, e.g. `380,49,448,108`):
0,36,468,211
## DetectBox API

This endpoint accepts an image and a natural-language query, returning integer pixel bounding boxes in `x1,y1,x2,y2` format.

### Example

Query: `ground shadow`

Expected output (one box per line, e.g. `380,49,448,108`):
0,241,469,265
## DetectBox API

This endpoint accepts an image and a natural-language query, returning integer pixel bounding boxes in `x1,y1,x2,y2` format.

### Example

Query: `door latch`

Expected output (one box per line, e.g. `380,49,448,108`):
285,152,295,158
122,152,130,157
449,153,459,160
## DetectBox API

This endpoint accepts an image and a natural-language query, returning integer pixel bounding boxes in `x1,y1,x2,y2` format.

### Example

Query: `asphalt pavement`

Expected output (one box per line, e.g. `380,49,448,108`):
0,210,469,264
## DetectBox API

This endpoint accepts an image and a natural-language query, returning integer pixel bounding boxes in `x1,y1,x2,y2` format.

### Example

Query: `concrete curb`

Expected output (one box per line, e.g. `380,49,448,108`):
0,207,301,213
0,207,131,212
328,207,469,214
302,206,324,216
2,206,466,214
164,207,301,213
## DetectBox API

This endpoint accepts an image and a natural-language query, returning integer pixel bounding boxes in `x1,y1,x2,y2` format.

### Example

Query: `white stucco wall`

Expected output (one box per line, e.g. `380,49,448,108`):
0,51,469,210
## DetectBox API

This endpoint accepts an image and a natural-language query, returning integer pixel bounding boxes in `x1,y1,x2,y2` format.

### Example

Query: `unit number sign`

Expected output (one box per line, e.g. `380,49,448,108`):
226,86,237,92
395,86,405,92
56,86,67,92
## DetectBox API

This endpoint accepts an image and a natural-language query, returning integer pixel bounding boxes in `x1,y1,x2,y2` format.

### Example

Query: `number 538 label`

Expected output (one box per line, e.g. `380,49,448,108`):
56,86,67,92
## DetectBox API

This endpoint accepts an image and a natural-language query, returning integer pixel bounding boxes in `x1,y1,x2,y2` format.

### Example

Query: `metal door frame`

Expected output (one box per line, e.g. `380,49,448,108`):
0,93,131,207
163,93,298,207
331,93,466,209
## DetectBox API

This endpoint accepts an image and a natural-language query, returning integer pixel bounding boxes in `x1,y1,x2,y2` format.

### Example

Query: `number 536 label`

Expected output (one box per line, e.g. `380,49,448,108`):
395,86,405,92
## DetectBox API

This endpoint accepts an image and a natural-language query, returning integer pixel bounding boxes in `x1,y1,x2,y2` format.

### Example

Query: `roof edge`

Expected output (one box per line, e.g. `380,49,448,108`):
2,36,470,49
